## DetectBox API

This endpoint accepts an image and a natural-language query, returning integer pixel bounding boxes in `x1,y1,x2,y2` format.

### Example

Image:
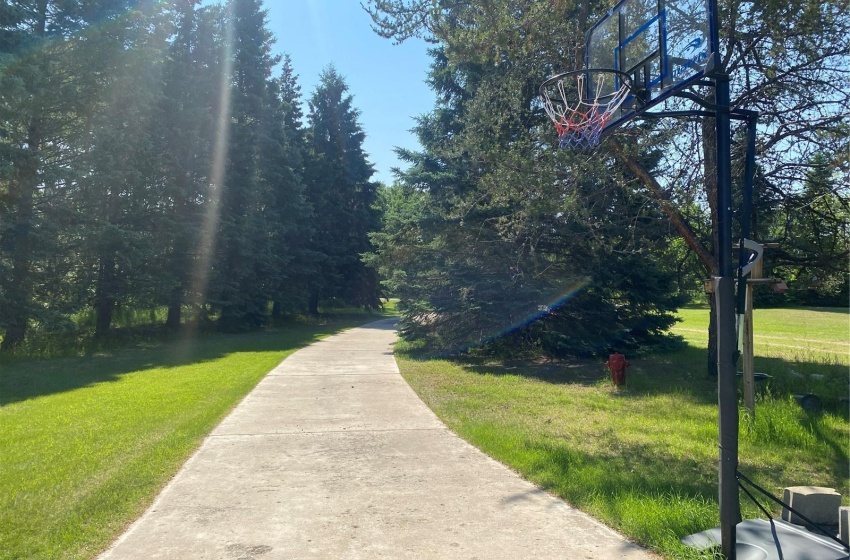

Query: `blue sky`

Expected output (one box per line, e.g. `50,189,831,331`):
264,2,436,185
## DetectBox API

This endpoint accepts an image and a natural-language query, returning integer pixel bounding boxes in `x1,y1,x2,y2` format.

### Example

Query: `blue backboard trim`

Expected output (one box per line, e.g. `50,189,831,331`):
585,0,711,131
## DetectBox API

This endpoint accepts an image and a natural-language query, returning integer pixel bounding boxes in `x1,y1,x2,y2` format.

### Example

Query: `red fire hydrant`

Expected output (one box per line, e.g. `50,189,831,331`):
606,352,629,386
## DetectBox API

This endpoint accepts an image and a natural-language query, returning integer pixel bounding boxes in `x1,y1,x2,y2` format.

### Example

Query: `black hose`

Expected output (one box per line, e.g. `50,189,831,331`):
738,480,785,559
737,470,849,550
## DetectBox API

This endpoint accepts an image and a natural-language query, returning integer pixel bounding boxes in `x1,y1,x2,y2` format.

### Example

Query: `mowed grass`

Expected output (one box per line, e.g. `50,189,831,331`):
674,306,849,401
674,306,849,360
0,315,383,560
395,306,849,559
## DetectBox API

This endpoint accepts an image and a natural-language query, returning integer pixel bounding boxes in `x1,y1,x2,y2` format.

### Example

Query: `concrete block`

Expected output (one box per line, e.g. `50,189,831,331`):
781,486,841,526
840,506,850,546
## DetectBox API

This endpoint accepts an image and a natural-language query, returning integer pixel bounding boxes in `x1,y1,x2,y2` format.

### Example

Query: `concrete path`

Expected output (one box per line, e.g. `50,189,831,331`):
99,318,658,560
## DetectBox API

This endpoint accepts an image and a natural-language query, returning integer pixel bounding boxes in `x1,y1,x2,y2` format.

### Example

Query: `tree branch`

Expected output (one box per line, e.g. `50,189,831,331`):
608,139,715,273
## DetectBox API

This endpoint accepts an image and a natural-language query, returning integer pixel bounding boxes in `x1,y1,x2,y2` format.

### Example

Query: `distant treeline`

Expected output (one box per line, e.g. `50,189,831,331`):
0,1,381,350
2,0,848,359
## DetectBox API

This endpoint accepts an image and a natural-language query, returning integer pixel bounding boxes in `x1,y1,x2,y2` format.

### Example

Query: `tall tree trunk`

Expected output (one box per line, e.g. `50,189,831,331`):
95,257,117,338
166,285,183,329
1,221,34,349
2,234,33,350
166,178,193,330
1,4,48,350
271,300,282,320
307,288,320,315
1,127,41,350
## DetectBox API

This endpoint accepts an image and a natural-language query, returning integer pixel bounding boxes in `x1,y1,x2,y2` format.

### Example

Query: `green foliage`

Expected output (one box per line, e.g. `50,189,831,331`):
0,1,141,349
366,14,684,357
1,1,386,348
304,66,382,312
152,0,221,329
658,0,850,298
763,153,849,307
209,0,281,332
266,54,314,316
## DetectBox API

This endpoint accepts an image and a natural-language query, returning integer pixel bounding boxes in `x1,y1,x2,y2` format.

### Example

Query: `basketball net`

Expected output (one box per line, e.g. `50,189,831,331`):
541,72,632,149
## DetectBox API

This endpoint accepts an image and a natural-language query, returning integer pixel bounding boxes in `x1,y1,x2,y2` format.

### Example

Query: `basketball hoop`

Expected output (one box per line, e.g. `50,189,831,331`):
539,69,640,149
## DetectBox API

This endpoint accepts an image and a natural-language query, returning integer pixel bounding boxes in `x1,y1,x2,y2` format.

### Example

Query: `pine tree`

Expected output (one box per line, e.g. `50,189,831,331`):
304,67,381,313
152,0,220,329
366,0,849,365
0,0,136,349
266,55,314,318
210,0,280,331
364,8,682,357
76,6,168,338
770,153,850,306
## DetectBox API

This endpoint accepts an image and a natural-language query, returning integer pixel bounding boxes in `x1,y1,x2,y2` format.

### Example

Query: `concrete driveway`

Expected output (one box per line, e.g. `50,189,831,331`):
98,318,658,559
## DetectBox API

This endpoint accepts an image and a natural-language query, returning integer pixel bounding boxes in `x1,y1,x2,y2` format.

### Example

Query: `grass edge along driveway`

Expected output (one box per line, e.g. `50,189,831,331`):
395,306,849,560
0,317,377,560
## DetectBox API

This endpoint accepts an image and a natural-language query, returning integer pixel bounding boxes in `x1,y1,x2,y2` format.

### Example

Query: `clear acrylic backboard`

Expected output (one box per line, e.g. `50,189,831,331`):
585,0,711,129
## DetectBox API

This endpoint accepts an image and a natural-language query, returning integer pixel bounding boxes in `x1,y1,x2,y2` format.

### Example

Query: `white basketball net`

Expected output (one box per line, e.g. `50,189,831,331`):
541,72,632,149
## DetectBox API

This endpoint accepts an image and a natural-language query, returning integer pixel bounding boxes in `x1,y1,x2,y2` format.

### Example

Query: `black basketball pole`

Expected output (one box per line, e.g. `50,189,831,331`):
707,0,741,554
715,72,740,560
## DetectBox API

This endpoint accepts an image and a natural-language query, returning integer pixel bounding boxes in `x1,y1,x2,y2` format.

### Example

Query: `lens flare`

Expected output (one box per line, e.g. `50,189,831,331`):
185,2,233,333
436,276,592,357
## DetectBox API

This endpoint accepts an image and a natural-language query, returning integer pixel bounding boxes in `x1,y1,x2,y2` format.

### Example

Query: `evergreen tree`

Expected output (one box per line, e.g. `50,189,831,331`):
0,0,136,349
769,153,850,306
77,7,168,338
366,0,849,366
153,0,220,329
304,67,381,313
209,0,283,331
266,55,314,318
0,0,356,348
365,35,682,356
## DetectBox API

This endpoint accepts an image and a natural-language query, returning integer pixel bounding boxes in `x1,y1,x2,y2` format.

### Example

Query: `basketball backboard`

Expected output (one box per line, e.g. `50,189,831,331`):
585,0,712,128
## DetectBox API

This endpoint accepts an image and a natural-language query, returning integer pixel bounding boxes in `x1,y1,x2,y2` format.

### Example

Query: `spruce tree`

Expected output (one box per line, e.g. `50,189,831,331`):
210,0,280,330
266,55,313,318
364,10,682,357
0,0,136,348
153,0,220,329
304,67,381,313
91,12,169,337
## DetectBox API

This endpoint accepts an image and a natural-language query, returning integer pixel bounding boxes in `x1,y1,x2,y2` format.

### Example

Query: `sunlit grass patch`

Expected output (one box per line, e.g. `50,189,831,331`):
396,306,849,559
673,306,848,363
0,316,373,560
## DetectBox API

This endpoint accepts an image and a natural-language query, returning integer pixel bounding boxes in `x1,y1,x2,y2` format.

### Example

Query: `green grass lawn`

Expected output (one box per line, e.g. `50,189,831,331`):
0,313,386,560
396,306,849,559
675,306,849,361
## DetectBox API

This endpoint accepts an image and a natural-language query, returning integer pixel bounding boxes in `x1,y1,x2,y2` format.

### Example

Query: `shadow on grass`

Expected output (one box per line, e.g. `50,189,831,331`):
464,361,606,387
434,344,723,408
806,415,850,482
435,342,849,414
0,315,379,407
